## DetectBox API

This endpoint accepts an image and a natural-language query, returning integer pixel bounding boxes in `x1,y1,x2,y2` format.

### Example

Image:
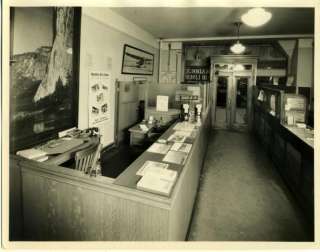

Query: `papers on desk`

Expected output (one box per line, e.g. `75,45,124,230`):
147,143,171,154
137,163,178,196
40,138,84,155
171,143,192,153
163,150,188,165
139,124,149,132
16,148,48,162
136,160,169,176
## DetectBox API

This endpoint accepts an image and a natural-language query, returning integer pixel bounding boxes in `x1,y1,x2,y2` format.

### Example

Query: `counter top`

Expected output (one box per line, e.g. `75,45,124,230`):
114,120,199,194
282,125,314,149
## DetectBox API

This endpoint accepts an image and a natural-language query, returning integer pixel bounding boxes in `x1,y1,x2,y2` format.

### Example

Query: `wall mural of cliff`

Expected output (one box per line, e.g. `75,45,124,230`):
10,7,80,151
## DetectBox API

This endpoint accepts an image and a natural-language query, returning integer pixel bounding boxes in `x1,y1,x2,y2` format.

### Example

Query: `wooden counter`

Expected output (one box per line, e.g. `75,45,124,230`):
283,125,314,149
10,107,211,241
253,103,314,226
115,121,195,190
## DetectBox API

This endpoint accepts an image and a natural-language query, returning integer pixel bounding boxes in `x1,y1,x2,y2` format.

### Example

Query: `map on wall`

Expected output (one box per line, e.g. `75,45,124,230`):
88,71,111,126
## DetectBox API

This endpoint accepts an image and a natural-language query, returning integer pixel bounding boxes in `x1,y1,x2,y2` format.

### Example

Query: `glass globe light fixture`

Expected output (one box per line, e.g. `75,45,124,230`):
230,22,246,54
241,8,272,27
230,41,246,54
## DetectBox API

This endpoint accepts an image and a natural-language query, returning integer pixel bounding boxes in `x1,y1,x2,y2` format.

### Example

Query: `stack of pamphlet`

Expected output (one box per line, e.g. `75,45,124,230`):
136,161,178,196
16,148,48,162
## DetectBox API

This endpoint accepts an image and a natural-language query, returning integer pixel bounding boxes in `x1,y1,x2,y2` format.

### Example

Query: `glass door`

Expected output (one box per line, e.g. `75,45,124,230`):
230,75,252,130
214,74,232,129
214,73,252,130
211,58,256,130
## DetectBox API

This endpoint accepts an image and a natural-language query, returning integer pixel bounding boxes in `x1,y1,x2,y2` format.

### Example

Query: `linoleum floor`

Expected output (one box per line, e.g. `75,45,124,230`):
187,130,313,241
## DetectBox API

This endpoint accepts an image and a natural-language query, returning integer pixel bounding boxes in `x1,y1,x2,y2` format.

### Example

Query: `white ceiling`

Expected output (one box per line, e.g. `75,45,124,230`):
110,7,314,39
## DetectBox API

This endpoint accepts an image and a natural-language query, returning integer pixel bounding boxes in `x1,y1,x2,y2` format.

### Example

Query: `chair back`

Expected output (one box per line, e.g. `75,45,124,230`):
75,143,100,173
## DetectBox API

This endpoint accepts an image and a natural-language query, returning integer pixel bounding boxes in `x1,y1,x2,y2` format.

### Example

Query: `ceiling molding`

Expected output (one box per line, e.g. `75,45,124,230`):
160,34,314,42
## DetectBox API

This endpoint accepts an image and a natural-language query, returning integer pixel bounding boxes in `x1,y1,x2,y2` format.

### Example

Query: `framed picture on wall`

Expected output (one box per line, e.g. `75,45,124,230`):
121,44,154,75
9,7,81,152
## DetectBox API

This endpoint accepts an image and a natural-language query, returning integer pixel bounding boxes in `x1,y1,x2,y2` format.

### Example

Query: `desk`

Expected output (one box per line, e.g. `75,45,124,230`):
42,136,99,165
128,123,154,146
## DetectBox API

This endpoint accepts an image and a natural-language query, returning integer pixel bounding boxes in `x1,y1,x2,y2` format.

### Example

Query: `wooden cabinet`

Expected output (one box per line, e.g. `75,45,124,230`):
285,142,302,191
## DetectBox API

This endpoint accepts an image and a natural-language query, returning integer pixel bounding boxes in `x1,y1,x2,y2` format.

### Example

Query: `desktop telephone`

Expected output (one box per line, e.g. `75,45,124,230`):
39,127,100,155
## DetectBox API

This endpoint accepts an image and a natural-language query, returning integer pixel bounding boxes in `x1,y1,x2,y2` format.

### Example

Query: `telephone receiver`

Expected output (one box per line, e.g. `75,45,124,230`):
83,127,100,136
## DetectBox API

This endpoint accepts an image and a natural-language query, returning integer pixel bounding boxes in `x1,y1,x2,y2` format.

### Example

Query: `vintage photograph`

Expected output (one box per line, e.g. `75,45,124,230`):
121,44,154,75
2,0,318,250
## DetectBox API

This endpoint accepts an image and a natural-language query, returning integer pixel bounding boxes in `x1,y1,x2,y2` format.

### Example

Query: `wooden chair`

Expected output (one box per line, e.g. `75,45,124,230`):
75,142,102,174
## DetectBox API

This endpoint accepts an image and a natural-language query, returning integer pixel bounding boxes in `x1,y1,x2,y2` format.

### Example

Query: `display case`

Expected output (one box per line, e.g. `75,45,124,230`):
252,85,314,228
253,86,284,120
282,94,307,125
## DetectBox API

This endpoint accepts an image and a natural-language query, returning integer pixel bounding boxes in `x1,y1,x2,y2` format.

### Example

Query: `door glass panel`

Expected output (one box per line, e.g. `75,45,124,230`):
244,64,252,70
215,76,228,128
216,76,227,107
235,77,248,124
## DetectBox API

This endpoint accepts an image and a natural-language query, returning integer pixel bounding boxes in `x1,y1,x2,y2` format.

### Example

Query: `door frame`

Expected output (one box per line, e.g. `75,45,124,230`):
211,55,258,130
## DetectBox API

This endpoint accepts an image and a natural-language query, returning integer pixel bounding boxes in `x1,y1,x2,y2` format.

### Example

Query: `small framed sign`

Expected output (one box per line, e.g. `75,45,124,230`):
121,44,154,75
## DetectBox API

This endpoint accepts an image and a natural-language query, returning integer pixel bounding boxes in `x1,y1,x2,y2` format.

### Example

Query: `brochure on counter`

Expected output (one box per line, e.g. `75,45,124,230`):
173,122,196,132
171,142,192,153
137,171,177,197
147,142,171,154
163,150,188,165
167,134,186,143
136,160,178,197
136,160,169,176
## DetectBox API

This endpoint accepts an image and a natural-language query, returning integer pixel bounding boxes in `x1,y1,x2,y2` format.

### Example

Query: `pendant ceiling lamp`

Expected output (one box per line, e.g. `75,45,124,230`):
241,8,272,27
230,22,245,54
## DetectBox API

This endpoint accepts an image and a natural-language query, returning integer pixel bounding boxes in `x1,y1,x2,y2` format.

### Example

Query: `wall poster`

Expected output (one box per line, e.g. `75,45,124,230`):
10,7,81,152
88,71,111,126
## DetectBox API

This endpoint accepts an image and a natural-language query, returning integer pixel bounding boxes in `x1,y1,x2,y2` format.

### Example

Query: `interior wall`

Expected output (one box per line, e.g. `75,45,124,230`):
78,8,159,147
296,39,313,87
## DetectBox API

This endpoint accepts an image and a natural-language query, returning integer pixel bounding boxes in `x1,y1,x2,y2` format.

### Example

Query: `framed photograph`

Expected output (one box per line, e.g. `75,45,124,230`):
121,44,154,75
10,7,81,152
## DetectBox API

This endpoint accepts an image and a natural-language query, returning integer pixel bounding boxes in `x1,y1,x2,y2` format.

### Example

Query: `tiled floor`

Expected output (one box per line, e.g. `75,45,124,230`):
187,130,313,241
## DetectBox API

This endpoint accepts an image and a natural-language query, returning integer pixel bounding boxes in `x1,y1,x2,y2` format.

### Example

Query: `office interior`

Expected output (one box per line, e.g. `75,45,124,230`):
7,5,316,243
